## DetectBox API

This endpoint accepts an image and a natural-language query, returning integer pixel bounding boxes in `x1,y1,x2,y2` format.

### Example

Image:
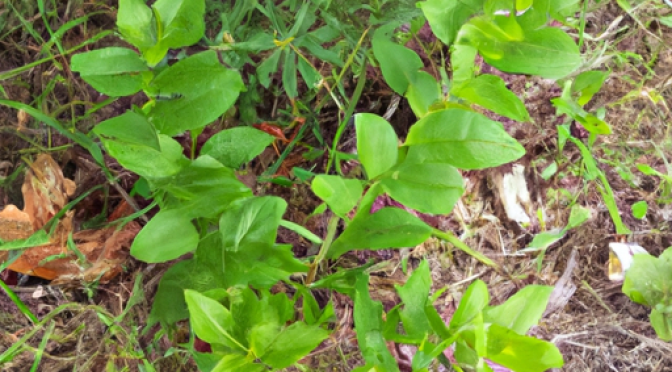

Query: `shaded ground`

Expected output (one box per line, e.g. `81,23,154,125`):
2,1,672,371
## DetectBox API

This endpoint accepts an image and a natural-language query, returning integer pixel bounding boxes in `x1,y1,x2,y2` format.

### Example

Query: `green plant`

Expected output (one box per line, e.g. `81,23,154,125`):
2,0,582,370
623,247,672,341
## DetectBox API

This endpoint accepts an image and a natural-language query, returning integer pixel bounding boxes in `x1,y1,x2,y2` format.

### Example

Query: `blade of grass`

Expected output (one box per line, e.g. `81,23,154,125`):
0,279,38,324
30,321,55,372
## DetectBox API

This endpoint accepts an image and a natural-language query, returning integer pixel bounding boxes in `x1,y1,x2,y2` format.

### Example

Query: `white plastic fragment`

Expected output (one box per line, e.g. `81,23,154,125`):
608,242,649,281
496,164,532,226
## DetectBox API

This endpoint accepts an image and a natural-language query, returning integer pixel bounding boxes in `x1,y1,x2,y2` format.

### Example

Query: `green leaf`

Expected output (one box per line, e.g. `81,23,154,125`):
650,308,672,341
524,229,565,251
623,250,672,307
450,280,489,332
354,274,401,372
142,0,205,65
200,127,275,168
311,175,363,218
419,0,484,45
219,196,286,252
486,324,564,372
396,260,432,339
0,230,50,251
328,208,433,259
185,290,243,351
163,156,252,219
282,51,298,98
372,25,423,95
551,97,611,135
484,285,553,335
148,260,194,327
566,204,591,230
380,162,464,215
71,47,149,96
457,17,582,80
148,51,243,135
258,322,330,368
631,201,648,220
451,44,478,88
258,49,282,88
117,0,155,50
355,113,398,179
131,209,199,263
404,109,525,169
572,70,609,105
405,71,441,118
101,134,186,179
222,244,308,289
93,110,160,151
453,74,530,122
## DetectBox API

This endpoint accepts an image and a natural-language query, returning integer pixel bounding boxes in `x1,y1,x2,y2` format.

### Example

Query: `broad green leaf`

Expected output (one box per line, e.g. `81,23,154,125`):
153,0,205,48
93,110,160,151
142,0,205,65
311,175,363,218
419,0,484,45
486,324,564,372
396,260,432,339
372,26,423,95
623,250,672,307
101,134,185,179
405,71,441,118
453,74,530,122
484,285,553,335
117,0,155,49
71,47,149,96
451,44,478,88
185,290,242,350
549,0,581,19
258,322,330,368
631,201,647,219
572,70,609,105
210,354,266,372
222,244,308,289
148,260,194,327
355,113,398,179
149,51,243,135
328,208,433,259
404,109,525,169
457,17,582,80
219,196,286,252
163,156,252,219
380,162,464,215
200,127,275,168
131,209,199,263
650,308,672,341
450,280,489,332
354,274,400,372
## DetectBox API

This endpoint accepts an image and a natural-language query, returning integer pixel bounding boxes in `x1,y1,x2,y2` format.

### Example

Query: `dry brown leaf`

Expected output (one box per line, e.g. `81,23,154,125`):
0,154,138,283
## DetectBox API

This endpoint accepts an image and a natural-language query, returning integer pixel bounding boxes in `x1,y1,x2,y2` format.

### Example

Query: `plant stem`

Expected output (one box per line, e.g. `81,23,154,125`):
306,215,340,285
432,228,497,268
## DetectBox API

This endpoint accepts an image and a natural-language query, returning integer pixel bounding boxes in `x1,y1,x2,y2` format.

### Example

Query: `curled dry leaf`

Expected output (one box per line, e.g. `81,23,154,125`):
0,154,139,283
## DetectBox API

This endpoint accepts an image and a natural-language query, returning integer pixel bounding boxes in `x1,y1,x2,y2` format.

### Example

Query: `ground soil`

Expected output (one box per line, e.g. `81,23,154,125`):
1,1,672,371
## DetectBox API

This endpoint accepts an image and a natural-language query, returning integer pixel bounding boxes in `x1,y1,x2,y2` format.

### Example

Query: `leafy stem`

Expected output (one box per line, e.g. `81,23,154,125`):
306,214,340,285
